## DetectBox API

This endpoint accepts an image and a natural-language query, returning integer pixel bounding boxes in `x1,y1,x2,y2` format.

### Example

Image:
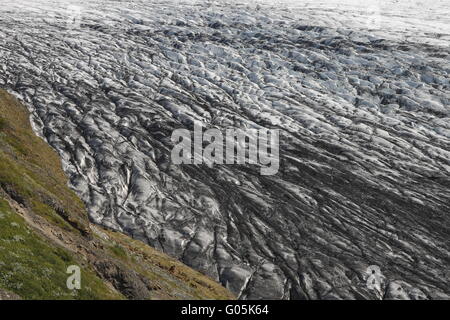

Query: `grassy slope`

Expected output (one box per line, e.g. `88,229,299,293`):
0,198,121,299
0,89,234,300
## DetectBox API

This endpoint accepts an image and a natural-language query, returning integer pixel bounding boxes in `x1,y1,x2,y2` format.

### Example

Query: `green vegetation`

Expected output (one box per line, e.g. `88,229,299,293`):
0,90,120,299
0,118,7,131
0,199,122,299
0,90,89,236
109,244,129,261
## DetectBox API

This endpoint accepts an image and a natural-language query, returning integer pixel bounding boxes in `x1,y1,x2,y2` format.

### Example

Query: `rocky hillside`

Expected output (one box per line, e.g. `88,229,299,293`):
0,89,234,300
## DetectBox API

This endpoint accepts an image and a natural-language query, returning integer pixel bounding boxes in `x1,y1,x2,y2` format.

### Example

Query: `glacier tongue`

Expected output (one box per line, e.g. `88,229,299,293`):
1,0,449,299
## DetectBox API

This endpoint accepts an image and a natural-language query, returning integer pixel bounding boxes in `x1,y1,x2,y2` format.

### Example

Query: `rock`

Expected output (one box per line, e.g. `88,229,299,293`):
93,260,157,300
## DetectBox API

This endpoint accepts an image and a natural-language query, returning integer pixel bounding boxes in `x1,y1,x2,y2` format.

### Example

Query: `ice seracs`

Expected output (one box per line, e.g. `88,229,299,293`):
0,0,449,299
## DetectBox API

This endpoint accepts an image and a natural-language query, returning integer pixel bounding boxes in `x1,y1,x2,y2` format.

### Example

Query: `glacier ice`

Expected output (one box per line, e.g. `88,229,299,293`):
0,0,449,299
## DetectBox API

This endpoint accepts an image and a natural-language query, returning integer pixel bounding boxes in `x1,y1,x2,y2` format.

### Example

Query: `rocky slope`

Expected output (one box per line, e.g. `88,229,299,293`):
0,0,449,299
0,89,234,300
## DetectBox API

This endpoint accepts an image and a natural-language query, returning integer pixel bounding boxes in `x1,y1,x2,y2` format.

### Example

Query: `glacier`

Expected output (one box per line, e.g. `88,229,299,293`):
0,0,449,299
